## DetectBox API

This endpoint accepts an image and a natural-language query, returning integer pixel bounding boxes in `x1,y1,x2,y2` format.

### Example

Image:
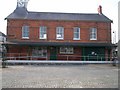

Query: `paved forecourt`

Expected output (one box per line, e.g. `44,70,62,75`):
2,64,118,88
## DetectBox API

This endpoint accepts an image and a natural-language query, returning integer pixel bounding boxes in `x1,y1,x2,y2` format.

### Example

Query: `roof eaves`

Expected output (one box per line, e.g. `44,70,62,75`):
4,41,114,47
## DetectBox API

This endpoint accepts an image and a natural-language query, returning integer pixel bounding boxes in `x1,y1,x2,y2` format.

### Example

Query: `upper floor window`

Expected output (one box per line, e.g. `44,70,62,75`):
56,27,64,40
90,28,97,40
39,26,47,39
22,25,29,39
73,27,80,40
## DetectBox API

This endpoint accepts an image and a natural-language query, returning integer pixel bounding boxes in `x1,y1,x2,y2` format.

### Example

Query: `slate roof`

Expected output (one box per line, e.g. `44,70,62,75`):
6,7,112,22
0,31,6,37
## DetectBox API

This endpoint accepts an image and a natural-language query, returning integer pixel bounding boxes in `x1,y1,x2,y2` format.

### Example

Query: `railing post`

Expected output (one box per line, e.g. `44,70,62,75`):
2,52,6,68
2,41,7,68
67,56,68,61
101,57,102,61
84,56,85,61
88,56,89,61
97,55,98,61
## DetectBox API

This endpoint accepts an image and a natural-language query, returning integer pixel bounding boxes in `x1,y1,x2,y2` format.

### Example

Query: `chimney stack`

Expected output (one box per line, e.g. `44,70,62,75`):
98,5,102,15
17,0,29,9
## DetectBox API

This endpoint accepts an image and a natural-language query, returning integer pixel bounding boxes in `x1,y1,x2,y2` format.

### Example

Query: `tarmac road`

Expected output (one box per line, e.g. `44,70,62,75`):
2,64,118,88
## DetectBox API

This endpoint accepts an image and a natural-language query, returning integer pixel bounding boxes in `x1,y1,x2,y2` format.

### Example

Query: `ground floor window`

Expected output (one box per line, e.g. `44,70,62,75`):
32,47,47,57
60,47,74,54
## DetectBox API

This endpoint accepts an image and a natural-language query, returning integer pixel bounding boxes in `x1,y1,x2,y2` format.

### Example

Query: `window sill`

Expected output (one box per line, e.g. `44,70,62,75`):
90,39,97,40
56,38,64,40
39,38,47,40
73,38,80,40
22,37,29,39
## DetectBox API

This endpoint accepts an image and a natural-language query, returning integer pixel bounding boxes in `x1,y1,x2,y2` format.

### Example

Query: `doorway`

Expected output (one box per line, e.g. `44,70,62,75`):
50,47,57,60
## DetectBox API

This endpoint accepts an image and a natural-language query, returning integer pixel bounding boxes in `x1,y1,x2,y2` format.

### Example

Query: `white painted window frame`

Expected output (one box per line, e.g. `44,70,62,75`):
90,28,97,40
73,27,80,40
39,26,47,39
56,27,64,40
22,25,29,39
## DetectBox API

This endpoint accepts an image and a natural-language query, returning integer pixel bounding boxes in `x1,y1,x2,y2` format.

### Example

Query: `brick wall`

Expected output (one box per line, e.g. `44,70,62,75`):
7,19,111,43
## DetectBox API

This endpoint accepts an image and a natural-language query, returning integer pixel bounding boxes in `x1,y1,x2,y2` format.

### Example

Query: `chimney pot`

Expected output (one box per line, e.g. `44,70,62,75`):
98,5,102,15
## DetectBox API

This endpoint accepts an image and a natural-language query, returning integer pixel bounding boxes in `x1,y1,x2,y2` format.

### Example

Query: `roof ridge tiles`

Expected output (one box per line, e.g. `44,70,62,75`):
28,11,98,15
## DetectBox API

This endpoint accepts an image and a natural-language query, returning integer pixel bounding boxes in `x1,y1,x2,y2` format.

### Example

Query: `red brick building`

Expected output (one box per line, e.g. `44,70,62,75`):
5,0,114,61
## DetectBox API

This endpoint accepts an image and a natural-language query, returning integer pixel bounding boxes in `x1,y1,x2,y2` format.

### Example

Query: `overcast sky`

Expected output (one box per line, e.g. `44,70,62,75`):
0,0,119,43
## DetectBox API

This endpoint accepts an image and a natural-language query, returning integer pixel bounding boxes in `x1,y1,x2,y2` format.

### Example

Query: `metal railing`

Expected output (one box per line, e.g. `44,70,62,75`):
4,53,112,61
